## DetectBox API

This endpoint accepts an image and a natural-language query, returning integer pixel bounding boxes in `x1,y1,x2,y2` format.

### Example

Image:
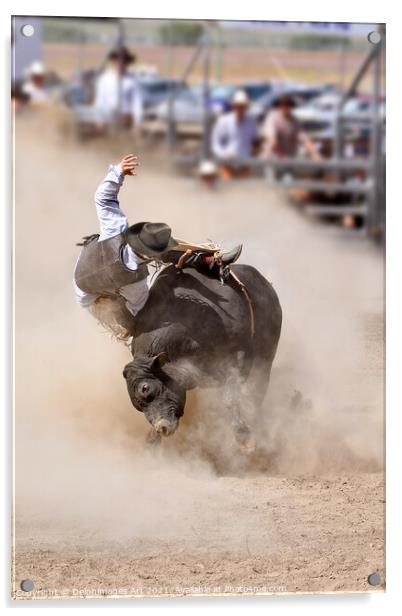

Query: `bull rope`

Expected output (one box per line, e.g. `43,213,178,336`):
229,270,255,338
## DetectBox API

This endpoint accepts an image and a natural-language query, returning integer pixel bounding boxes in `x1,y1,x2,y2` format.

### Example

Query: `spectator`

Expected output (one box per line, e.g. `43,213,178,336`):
21,62,49,106
211,90,258,180
94,46,143,130
198,159,218,189
261,94,321,161
11,81,30,112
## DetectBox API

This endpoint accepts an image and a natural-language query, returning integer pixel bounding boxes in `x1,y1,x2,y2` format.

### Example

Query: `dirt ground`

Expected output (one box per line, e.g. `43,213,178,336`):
15,474,384,598
12,111,385,599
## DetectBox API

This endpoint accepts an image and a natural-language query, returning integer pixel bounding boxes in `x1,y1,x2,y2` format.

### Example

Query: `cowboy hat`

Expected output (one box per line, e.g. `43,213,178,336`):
28,61,45,76
125,222,178,258
198,159,218,176
231,89,250,106
273,93,297,108
108,46,136,64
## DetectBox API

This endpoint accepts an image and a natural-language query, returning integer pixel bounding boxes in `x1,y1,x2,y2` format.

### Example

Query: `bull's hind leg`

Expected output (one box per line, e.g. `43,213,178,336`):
226,354,275,452
240,358,275,450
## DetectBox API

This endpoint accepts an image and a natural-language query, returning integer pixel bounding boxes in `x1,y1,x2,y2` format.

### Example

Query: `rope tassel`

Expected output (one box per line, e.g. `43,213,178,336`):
229,271,255,338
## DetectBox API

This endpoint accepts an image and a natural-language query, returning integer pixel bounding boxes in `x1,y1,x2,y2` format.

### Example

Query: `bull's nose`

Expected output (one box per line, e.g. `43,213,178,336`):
154,418,174,436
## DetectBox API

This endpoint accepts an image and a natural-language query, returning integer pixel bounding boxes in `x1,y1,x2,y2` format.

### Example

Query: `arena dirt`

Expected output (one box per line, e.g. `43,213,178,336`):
13,112,385,598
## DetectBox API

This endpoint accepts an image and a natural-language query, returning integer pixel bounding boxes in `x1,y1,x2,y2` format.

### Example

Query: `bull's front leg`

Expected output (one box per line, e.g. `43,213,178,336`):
222,368,255,453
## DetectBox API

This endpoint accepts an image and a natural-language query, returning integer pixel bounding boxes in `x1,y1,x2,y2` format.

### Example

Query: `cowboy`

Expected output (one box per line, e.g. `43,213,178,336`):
73,154,242,337
211,90,258,180
94,46,143,129
198,159,219,189
261,94,321,161
21,61,50,107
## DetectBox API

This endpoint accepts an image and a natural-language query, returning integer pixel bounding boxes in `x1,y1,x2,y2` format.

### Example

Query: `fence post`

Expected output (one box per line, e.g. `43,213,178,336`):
201,25,211,160
367,34,383,234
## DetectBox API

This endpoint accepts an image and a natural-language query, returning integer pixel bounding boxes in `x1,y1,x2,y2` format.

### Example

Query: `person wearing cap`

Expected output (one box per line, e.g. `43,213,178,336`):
22,61,49,106
211,89,258,180
198,159,218,189
94,46,143,129
261,94,321,161
73,154,242,337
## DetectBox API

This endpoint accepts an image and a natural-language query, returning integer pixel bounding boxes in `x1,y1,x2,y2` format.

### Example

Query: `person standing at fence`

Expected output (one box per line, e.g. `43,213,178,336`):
21,62,50,107
211,90,258,180
261,94,321,162
94,46,143,130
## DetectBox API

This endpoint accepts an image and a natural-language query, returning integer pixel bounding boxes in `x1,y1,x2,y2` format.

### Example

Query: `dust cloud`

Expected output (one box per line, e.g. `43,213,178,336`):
14,112,384,551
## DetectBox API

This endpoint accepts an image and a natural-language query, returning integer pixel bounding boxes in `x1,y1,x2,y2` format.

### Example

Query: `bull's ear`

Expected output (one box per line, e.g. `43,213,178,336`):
151,352,168,369
123,363,133,379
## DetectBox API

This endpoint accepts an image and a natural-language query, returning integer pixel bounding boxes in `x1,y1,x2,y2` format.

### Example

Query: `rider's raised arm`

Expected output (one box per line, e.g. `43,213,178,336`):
94,154,139,240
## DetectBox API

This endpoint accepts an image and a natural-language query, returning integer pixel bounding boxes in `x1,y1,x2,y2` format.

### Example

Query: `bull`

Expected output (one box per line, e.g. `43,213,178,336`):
123,263,282,446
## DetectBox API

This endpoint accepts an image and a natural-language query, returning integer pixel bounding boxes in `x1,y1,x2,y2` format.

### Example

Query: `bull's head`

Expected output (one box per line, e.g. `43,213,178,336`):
123,352,186,436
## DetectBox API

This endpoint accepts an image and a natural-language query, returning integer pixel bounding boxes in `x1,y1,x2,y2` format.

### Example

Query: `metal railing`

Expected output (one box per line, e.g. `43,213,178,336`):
162,22,385,237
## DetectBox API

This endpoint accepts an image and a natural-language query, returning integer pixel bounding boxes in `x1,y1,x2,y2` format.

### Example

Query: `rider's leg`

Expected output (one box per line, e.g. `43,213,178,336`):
163,244,242,279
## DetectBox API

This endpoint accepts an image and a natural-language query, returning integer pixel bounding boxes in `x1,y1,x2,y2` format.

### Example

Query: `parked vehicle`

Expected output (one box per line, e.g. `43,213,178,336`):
150,81,279,125
210,81,275,113
249,83,335,122
140,78,188,115
149,85,205,124
62,69,98,107
294,93,385,133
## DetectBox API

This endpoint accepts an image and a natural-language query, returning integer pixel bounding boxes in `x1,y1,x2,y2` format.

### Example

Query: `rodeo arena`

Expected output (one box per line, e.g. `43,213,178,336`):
13,17,385,598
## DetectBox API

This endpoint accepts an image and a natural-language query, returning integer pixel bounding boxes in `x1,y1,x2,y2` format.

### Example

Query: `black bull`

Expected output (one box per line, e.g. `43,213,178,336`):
123,264,282,444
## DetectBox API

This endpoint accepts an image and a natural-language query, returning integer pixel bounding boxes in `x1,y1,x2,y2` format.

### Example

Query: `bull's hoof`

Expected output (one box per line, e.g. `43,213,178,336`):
234,424,256,454
238,435,256,455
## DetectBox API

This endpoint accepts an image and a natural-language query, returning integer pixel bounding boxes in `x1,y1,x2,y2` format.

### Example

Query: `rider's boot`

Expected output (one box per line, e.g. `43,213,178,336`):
173,244,242,281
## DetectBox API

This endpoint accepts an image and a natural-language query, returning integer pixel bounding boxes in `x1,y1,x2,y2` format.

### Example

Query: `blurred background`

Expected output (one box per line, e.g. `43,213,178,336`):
12,17,385,235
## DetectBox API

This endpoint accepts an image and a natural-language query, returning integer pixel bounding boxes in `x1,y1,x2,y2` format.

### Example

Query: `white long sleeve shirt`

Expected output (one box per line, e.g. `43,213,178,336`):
211,111,257,160
94,70,144,125
73,164,150,316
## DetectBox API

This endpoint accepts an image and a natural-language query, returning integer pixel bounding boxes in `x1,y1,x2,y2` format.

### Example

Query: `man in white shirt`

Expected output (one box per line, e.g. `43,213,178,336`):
211,90,258,180
22,61,50,106
73,154,242,339
94,47,143,129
